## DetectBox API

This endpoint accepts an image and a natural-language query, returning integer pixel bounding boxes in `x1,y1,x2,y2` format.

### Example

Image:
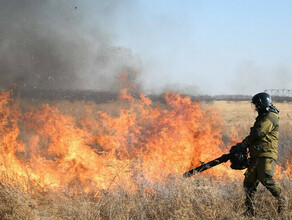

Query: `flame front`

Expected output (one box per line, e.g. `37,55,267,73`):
0,89,291,194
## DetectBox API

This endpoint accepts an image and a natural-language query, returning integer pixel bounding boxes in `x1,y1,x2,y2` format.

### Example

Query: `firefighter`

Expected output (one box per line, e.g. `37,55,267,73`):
239,92,288,216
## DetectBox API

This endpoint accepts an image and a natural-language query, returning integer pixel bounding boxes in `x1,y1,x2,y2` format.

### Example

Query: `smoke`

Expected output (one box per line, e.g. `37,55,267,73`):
2,1,290,96
143,83,201,96
0,0,140,91
231,61,292,95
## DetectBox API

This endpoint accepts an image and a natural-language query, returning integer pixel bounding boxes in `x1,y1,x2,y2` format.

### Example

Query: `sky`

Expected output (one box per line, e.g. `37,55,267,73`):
0,0,291,95
112,0,292,95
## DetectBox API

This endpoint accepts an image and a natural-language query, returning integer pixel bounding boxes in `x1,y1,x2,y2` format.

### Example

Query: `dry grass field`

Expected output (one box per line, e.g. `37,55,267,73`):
0,96,291,219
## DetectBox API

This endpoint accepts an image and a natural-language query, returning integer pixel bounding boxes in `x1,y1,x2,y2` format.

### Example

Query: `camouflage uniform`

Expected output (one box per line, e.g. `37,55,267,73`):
243,111,286,214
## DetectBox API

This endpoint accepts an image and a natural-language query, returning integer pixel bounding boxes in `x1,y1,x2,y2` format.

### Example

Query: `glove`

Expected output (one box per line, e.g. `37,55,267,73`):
230,141,247,154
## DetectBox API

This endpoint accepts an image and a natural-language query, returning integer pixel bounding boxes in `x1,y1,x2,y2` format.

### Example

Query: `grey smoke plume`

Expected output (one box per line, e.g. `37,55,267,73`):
0,0,139,91
231,61,292,95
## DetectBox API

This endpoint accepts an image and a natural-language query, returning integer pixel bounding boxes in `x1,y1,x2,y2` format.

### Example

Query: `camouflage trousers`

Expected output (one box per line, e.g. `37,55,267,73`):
243,157,283,211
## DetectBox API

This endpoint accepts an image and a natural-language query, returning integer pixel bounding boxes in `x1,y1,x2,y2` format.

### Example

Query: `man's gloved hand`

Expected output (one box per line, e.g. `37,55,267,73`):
230,141,248,154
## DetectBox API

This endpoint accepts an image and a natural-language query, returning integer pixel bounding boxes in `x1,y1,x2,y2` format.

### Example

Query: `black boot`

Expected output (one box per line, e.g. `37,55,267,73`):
278,196,289,214
244,194,256,217
244,182,257,217
243,208,255,217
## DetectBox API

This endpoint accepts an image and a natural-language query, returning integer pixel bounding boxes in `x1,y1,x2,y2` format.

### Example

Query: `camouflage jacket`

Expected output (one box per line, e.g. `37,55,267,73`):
244,112,279,160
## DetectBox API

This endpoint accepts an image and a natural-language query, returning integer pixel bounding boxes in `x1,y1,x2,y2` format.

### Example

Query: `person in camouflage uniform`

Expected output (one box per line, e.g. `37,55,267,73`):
240,92,288,216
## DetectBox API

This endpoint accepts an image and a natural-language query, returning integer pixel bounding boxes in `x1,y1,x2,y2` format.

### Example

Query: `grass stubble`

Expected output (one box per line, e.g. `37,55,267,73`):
0,174,291,219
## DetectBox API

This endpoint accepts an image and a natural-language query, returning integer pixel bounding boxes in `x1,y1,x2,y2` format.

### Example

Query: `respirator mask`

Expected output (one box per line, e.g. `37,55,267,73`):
251,103,258,118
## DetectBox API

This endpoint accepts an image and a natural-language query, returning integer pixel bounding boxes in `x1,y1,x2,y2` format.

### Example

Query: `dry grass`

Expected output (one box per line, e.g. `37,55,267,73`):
0,175,291,220
212,101,292,135
1,99,291,219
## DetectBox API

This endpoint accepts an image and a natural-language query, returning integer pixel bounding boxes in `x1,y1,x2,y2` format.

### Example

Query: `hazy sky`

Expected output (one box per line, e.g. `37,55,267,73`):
111,0,292,95
1,0,291,95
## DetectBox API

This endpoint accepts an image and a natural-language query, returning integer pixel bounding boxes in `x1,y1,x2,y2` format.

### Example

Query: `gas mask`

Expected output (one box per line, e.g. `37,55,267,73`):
251,103,258,118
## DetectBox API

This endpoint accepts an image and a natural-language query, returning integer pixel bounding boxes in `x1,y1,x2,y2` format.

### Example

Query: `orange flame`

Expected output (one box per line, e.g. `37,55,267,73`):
0,87,291,194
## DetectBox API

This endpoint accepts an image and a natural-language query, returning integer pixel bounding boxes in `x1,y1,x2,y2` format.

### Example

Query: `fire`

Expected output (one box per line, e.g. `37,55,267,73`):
276,156,292,179
0,87,291,194
284,159,292,177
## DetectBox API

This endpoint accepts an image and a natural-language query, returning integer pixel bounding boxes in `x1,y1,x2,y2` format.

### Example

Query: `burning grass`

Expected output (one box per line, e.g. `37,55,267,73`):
0,89,242,193
0,88,291,219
